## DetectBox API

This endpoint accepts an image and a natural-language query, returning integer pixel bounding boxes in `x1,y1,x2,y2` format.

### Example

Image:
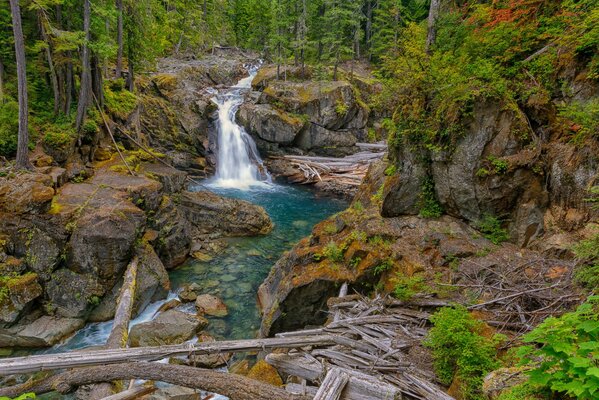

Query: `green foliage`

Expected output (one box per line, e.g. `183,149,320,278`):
559,99,599,145
0,99,19,157
323,240,344,263
0,393,36,400
496,383,541,400
476,214,509,245
43,125,75,150
572,234,599,289
352,200,364,212
104,80,138,120
373,258,394,276
392,273,428,300
384,164,396,176
425,306,503,400
418,176,443,218
517,296,599,400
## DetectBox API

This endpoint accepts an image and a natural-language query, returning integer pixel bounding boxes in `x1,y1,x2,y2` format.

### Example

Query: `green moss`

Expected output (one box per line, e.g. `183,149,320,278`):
104,80,138,120
476,214,509,245
418,176,443,218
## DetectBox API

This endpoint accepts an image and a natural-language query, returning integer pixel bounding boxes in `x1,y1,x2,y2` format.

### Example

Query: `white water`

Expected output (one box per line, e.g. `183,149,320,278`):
211,65,270,189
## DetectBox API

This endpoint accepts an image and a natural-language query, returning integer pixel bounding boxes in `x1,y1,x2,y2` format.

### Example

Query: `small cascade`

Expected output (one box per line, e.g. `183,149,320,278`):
211,65,270,189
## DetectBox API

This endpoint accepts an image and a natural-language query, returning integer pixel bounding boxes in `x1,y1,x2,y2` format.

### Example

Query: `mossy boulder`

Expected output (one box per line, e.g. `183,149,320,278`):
0,172,55,215
0,272,42,324
247,360,284,387
128,310,208,347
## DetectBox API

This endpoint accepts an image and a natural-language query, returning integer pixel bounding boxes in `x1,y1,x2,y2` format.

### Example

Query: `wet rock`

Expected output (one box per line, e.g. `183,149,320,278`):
129,310,208,347
247,360,283,387
195,294,228,317
0,316,84,347
145,386,201,400
0,273,43,324
179,190,273,237
45,269,104,318
156,298,181,314
179,283,201,303
0,172,55,215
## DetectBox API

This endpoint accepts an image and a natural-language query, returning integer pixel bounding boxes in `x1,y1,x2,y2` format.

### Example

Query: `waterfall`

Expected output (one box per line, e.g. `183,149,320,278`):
211,65,270,189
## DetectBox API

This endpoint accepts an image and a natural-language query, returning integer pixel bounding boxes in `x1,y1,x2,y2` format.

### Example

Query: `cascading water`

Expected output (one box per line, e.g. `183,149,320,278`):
211,65,270,189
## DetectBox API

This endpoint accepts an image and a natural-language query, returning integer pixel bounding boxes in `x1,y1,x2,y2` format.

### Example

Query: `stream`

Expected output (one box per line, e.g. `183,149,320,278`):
38,66,347,354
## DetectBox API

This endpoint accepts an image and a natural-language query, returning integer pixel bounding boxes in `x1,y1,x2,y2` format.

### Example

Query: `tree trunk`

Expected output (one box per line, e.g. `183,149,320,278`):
38,10,60,115
115,0,123,78
365,0,373,60
426,0,441,54
75,0,92,131
126,23,134,91
91,53,104,109
9,0,32,169
64,59,73,115
0,362,311,400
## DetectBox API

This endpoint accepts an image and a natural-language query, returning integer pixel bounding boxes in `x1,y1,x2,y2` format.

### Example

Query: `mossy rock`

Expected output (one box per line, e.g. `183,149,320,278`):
246,360,283,387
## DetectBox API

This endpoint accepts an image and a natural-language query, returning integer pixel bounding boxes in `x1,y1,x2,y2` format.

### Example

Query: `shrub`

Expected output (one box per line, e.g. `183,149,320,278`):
0,99,20,157
373,258,394,275
476,214,509,244
392,273,428,300
43,128,74,150
384,164,397,176
104,80,138,120
418,177,443,218
572,234,599,289
323,241,344,262
425,306,503,400
517,296,599,400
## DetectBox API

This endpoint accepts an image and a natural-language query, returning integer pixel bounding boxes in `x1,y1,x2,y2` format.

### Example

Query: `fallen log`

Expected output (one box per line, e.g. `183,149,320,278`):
0,334,335,376
89,256,139,399
99,384,155,400
314,368,348,400
0,362,309,400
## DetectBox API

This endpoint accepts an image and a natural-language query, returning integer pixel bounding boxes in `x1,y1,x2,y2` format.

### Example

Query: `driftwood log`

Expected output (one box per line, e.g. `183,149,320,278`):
0,362,309,400
89,256,139,399
0,335,335,376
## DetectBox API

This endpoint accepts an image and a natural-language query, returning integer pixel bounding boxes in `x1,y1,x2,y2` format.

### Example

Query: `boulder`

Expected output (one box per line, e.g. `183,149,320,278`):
45,269,104,318
179,190,273,237
0,173,54,215
179,283,201,303
0,273,43,324
152,196,192,269
129,310,208,347
237,103,305,145
145,386,201,400
247,360,283,387
195,294,228,317
0,316,84,347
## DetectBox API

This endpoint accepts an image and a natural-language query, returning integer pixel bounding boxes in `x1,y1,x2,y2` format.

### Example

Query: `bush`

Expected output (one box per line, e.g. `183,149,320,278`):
0,99,20,157
572,234,599,290
392,273,428,300
425,306,503,400
104,80,138,120
323,241,344,262
476,214,509,244
517,296,599,400
418,177,443,218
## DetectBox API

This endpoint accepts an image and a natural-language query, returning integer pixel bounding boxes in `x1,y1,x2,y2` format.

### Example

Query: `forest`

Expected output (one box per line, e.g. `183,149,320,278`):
0,0,598,399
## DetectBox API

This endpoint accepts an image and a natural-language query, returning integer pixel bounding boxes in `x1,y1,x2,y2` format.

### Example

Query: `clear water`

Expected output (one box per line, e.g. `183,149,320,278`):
170,182,347,340
213,65,270,189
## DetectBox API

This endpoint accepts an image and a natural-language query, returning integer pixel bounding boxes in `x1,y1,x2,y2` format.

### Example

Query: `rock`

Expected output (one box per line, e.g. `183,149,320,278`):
191,251,213,262
188,332,232,367
152,196,192,269
88,243,170,322
142,163,188,194
247,360,283,387
45,269,104,318
238,103,305,145
0,273,43,324
179,283,201,303
229,359,250,375
33,154,54,168
156,298,181,314
22,227,61,281
0,316,84,347
129,310,207,347
0,173,55,215
179,190,273,237
195,294,228,317
483,367,529,399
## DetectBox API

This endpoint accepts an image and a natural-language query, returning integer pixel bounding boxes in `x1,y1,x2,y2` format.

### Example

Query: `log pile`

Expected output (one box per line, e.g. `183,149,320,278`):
0,292,457,400
276,143,386,186
269,293,454,400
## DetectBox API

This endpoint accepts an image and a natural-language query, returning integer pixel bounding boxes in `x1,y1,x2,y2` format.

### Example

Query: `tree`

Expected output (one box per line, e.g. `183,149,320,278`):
9,0,32,169
321,0,362,80
75,0,91,131
426,0,441,53
115,0,123,77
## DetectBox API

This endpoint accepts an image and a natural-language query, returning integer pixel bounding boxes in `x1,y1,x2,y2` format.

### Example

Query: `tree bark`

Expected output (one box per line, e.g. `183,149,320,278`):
75,0,92,131
91,53,104,109
0,362,310,400
426,0,441,54
115,0,123,78
38,10,60,115
9,0,32,169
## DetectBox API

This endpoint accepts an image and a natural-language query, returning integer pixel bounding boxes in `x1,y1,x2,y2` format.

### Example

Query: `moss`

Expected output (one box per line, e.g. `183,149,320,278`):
104,81,138,120
247,360,283,386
